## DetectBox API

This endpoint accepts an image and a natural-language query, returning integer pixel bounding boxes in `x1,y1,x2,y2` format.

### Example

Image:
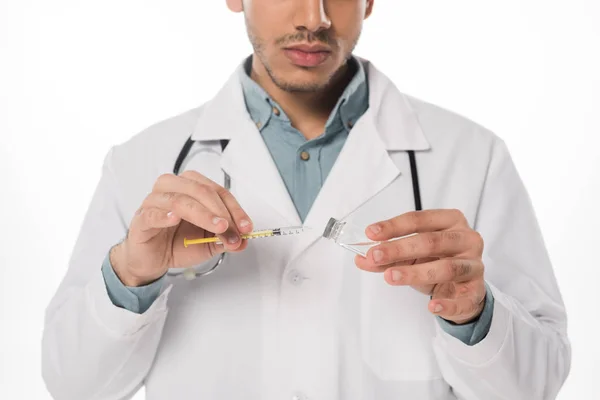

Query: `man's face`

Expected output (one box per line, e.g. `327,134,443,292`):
228,0,374,92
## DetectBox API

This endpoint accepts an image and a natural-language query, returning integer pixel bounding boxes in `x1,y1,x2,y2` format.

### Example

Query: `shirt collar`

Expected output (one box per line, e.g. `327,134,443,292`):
192,57,430,152
239,57,273,130
239,55,368,134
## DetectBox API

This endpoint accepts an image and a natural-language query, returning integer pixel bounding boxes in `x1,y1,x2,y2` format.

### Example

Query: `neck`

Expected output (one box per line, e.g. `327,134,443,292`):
250,56,355,140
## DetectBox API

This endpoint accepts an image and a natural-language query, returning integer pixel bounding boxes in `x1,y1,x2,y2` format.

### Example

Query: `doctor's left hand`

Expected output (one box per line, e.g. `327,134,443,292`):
355,209,486,325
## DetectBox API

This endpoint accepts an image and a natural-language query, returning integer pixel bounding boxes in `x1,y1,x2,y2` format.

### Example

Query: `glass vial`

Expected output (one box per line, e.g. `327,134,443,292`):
322,217,380,257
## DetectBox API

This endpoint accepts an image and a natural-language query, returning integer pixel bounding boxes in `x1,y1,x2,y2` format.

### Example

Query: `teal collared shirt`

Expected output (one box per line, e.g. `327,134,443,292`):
101,56,494,346
240,56,368,221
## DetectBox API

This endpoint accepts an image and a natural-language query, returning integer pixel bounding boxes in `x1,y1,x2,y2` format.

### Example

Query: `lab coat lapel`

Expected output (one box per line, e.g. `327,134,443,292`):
288,59,432,263
191,65,301,225
221,122,302,225
310,113,402,225
287,114,401,262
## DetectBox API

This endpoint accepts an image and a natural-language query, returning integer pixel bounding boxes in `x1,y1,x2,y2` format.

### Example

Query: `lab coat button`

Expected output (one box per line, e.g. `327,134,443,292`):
288,269,304,286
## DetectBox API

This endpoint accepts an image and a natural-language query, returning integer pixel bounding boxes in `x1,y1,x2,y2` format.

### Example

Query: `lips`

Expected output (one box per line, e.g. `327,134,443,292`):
286,44,330,53
283,44,331,67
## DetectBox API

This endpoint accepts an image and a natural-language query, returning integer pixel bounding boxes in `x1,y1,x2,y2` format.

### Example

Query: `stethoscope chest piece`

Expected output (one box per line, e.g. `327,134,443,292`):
183,268,197,281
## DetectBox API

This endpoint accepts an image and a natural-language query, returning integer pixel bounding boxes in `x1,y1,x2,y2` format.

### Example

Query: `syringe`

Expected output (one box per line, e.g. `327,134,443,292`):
183,226,308,247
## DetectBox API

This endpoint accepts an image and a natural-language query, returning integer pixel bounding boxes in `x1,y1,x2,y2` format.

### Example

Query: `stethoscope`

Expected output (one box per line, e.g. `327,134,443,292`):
167,135,422,280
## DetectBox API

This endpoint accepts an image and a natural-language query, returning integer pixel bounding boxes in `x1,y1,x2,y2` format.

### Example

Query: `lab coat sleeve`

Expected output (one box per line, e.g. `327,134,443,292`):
432,137,571,400
41,146,172,400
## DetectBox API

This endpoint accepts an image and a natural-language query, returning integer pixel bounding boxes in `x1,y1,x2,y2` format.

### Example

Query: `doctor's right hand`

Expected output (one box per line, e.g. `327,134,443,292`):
110,170,253,287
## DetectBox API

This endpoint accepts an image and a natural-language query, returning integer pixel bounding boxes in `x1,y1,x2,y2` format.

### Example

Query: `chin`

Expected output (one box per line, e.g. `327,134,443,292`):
275,76,332,92
271,65,340,92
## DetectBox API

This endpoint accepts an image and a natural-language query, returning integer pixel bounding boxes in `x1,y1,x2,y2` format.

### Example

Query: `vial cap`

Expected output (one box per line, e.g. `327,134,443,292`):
322,217,339,239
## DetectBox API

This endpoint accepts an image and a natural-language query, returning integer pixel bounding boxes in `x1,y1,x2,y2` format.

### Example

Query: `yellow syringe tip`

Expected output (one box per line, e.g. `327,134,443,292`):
183,229,277,247
183,237,220,246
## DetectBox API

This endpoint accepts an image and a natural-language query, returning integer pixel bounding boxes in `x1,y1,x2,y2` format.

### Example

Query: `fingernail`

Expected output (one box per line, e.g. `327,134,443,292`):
167,211,174,218
434,304,443,313
215,243,226,252
228,235,239,244
240,219,250,228
373,249,384,262
369,224,382,235
212,217,225,225
391,270,402,282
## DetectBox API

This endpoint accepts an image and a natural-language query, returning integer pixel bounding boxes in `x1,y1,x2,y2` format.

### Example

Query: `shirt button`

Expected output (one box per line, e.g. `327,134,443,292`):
347,120,354,129
300,151,310,161
288,269,304,286
273,107,281,116
256,121,262,129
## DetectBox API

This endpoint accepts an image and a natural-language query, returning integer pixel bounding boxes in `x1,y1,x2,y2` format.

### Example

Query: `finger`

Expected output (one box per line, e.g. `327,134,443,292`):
429,288,486,322
128,207,182,243
203,238,252,262
366,209,468,241
137,207,181,232
179,180,242,249
139,191,229,235
354,254,416,273
177,170,253,233
203,230,252,255
228,238,249,253
155,173,252,249
383,258,484,286
203,231,250,257
365,230,482,266
153,174,243,249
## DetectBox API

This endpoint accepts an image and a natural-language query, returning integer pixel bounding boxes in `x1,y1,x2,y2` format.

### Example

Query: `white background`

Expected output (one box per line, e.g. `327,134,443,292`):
1,1,598,399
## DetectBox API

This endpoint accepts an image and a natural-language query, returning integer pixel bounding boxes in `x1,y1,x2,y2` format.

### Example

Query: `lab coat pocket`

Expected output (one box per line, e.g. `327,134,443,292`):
359,272,442,381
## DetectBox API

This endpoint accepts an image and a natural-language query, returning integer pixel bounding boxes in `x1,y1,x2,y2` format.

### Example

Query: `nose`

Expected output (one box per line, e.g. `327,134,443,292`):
293,0,332,34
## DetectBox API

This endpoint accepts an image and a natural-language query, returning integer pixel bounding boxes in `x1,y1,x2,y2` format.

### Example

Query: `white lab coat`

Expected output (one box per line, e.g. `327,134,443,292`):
42,58,571,400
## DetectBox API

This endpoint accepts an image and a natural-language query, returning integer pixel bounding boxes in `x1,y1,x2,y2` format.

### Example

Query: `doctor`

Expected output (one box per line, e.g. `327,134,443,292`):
42,0,571,399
